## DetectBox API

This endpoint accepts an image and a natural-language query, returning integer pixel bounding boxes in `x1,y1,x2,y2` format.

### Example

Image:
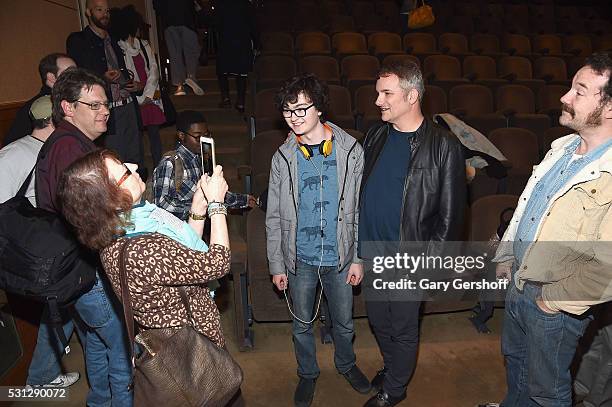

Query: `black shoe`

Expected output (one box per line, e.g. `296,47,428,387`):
234,103,245,113
371,367,387,391
294,377,316,407
342,365,372,394
363,391,406,407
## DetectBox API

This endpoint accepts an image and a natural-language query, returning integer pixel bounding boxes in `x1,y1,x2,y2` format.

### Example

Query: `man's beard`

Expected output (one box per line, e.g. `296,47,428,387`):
585,103,604,127
560,103,603,129
91,14,109,31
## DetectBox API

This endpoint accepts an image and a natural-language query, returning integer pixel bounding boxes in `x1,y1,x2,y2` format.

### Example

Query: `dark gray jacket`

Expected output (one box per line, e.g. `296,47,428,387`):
266,122,364,275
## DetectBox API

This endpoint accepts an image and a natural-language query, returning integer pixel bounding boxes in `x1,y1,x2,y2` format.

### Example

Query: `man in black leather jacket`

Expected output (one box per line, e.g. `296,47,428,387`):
358,62,466,407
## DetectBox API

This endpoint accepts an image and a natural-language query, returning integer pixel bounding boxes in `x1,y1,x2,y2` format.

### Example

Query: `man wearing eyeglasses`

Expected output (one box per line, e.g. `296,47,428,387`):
266,73,369,407
35,67,133,406
152,110,256,222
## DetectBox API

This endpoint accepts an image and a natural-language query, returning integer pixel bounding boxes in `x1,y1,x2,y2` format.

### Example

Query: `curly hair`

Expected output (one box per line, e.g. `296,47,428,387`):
57,149,134,251
275,73,329,118
585,52,612,105
108,5,145,41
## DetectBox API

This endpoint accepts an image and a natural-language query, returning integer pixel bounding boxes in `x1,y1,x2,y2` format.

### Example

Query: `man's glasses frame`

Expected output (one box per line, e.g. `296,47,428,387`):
76,100,110,111
282,104,315,118
183,131,212,140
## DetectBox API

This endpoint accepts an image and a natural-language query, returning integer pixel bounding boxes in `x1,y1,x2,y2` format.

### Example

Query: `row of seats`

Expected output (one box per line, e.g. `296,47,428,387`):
259,0,609,21
256,11,402,35
403,13,610,37
252,80,568,140
253,53,572,98
256,0,404,35
256,3,611,36
260,31,611,63
246,116,567,212
245,120,556,202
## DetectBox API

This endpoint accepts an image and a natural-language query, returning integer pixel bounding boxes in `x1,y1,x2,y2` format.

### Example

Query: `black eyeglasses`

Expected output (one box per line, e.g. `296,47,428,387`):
76,100,110,111
282,104,315,118
183,131,212,140
117,164,132,186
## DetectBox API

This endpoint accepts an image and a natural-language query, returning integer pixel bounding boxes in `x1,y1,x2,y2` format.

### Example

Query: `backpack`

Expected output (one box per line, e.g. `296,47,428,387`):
0,134,97,353
145,150,184,203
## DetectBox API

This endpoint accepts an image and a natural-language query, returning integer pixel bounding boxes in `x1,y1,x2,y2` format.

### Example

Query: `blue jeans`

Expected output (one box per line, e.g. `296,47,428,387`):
501,282,592,407
27,309,82,385
288,261,356,379
74,272,133,407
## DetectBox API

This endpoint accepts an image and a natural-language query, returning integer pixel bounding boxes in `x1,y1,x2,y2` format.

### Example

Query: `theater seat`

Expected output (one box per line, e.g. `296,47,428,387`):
495,85,551,143
449,84,507,135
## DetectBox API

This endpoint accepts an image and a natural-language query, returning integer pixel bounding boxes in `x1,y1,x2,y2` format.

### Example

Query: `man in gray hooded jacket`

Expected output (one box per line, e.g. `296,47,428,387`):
265,73,368,407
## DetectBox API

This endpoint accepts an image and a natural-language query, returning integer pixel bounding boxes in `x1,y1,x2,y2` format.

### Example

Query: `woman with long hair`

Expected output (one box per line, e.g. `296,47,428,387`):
57,149,231,347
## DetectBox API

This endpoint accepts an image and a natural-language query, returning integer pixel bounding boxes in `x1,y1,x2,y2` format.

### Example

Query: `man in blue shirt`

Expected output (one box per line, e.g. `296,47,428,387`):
486,53,612,407
266,73,368,407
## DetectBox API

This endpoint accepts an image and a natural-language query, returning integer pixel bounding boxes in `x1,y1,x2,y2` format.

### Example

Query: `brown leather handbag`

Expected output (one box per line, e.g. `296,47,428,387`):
118,239,243,406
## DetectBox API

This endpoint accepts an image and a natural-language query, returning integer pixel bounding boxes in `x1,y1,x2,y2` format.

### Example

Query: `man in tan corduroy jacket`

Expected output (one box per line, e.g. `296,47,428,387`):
489,52,612,407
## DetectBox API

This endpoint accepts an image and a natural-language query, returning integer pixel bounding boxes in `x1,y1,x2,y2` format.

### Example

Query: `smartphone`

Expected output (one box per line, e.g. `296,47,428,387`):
200,136,216,176
118,68,134,88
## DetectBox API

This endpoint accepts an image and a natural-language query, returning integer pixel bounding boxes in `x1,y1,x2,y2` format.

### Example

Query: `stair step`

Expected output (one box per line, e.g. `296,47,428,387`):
196,64,218,78
143,59,252,189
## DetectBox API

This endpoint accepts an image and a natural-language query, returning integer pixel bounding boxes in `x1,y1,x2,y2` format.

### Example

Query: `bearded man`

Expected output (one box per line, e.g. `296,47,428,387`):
66,0,143,176
482,52,612,407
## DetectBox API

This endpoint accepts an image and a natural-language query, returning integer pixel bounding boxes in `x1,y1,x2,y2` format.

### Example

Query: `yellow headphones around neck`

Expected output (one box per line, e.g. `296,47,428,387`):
297,123,334,159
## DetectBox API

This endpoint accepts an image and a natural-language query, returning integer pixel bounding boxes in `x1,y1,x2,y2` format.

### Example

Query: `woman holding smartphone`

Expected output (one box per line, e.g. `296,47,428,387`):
57,149,232,348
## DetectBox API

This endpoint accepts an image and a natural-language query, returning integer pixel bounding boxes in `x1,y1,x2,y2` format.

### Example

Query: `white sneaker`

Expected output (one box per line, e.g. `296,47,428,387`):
42,372,80,387
184,78,204,95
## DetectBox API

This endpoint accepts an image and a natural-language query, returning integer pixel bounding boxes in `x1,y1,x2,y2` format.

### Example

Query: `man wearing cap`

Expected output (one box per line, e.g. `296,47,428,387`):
2,53,75,147
0,96,56,204
0,96,81,388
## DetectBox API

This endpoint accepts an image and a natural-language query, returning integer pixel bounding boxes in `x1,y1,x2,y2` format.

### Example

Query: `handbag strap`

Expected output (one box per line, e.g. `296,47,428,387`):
117,238,138,368
177,287,197,326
